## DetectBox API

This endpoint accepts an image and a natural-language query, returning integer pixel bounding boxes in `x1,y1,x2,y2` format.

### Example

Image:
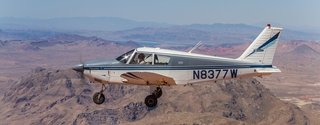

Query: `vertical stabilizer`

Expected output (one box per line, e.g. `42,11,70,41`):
237,25,283,64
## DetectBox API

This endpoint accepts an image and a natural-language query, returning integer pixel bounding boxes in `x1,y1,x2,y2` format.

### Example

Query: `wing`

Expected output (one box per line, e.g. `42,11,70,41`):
120,72,176,85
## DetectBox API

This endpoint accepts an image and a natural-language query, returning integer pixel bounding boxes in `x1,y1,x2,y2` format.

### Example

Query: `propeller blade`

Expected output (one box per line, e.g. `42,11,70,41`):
79,71,86,86
72,53,87,87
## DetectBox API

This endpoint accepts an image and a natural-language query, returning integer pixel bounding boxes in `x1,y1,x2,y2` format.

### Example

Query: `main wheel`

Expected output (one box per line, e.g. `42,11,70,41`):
145,95,157,107
153,87,162,98
93,92,105,105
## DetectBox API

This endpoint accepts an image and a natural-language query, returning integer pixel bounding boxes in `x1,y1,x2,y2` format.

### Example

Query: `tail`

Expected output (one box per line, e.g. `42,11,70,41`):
237,24,283,64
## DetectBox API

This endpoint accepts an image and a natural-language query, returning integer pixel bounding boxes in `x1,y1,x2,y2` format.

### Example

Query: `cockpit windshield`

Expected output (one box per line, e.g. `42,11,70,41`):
115,49,135,63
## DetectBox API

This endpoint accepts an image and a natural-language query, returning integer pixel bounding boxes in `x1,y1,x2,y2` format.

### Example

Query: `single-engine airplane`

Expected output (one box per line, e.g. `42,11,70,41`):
72,24,282,108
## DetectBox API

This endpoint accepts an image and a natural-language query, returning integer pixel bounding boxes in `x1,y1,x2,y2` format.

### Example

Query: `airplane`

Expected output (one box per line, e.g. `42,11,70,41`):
72,24,282,108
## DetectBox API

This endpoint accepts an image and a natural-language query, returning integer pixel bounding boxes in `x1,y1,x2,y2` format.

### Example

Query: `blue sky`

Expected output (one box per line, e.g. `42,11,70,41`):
1,0,320,29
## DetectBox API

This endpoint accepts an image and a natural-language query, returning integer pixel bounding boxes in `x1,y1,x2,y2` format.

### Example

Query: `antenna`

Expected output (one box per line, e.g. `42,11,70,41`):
188,41,202,53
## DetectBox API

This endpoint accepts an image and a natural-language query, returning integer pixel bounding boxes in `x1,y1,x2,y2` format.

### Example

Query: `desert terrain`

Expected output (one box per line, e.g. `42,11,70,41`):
0,26,320,124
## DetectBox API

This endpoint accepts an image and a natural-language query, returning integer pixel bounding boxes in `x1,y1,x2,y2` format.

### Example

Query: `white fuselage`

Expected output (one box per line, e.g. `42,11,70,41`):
84,67,270,85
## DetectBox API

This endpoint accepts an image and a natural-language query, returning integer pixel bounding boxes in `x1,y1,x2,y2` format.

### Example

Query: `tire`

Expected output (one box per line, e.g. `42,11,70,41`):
93,92,105,105
145,95,157,108
153,88,162,98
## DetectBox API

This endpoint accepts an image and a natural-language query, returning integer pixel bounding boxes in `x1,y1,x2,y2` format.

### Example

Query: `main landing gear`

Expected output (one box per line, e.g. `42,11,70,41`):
92,84,163,108
145,86,162,108
93,84,106,105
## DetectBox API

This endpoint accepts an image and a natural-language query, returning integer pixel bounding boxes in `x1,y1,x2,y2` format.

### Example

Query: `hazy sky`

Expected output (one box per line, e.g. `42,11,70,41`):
1,0,320,28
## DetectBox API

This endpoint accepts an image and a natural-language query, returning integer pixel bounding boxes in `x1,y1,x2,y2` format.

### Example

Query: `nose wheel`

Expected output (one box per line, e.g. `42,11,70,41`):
93,92,105,104
145,86,162,108
93,84,106,105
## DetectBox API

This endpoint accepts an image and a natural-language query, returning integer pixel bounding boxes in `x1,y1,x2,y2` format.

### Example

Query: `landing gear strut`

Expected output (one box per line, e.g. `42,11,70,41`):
153,86,162,98
145,86,162,107
93,84,106,105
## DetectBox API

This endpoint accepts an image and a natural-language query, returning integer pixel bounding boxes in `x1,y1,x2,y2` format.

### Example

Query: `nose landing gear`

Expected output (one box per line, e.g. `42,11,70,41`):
93,84,106,105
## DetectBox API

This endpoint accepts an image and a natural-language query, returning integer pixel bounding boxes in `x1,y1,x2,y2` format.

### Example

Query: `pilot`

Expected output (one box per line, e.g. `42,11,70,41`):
137,53,146,64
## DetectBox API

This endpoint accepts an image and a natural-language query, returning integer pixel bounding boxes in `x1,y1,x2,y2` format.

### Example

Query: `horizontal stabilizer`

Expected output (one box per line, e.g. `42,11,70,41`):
256,66,281,73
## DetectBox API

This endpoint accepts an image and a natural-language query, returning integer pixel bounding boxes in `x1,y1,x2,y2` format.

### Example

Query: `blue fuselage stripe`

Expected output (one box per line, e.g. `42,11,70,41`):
84,65,272,70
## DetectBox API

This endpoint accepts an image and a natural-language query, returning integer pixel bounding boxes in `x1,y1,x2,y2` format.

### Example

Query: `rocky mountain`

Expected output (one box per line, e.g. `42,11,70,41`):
274,42,320,68
0,34,141,80
291,44,319,55
0,67,316,124
277,40,320,52
3,34,140,52
1,33,320,124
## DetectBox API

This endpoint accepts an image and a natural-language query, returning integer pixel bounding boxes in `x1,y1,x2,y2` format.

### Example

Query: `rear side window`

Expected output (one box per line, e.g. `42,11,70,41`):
154,54,170,65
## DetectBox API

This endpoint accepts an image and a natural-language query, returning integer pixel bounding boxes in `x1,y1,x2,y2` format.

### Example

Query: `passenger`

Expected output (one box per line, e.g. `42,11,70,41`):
137,53,146,64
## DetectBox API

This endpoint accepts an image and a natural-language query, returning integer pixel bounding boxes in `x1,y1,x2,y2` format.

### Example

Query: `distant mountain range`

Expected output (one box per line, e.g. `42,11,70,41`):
1,17,320,42
0,17,173,31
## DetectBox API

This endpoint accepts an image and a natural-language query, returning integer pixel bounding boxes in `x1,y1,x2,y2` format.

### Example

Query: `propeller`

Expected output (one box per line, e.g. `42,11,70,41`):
79,67,86,87
72,53,86,87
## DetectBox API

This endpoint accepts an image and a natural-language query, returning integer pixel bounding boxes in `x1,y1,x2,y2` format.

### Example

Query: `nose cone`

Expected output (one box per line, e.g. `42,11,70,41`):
72,63,84,72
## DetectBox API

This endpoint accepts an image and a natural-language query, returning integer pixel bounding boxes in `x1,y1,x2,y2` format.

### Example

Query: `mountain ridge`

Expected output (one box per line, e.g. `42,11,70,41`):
0,67,315,124
291,44,319,55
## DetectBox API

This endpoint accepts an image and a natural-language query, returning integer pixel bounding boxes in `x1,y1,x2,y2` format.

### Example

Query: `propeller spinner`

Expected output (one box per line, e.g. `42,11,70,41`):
72,63,84,72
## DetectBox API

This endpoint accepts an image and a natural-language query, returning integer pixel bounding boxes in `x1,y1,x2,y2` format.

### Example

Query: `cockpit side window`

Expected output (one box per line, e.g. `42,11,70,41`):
129,52,153,65
127,52,171,65
115,49,135,63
